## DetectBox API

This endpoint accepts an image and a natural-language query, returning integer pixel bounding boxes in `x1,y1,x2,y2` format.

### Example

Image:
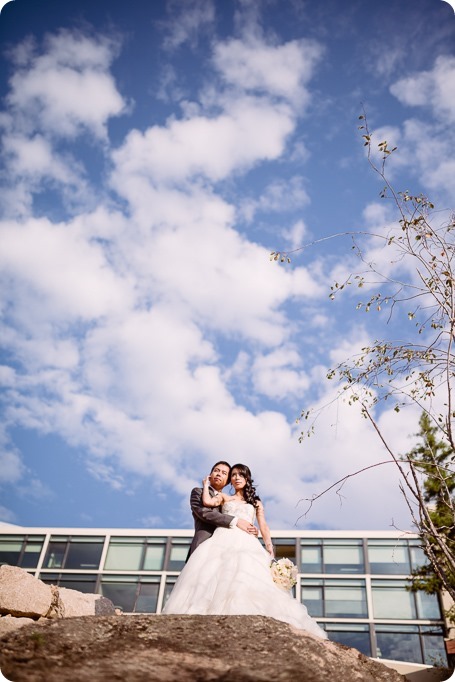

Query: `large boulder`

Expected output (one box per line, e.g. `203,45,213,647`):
0,615,36,638
57,587,115,617
0,613,424,682
0,566,115,620
0,566,52,618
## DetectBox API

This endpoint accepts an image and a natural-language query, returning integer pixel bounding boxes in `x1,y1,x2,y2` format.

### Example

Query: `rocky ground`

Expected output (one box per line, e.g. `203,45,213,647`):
0,613,432,682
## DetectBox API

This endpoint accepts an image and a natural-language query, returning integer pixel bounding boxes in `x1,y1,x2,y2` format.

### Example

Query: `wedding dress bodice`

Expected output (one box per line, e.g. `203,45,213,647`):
222,499,256,523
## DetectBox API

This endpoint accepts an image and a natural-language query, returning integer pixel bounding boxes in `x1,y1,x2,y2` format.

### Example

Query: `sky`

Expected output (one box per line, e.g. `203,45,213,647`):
0,0,454,533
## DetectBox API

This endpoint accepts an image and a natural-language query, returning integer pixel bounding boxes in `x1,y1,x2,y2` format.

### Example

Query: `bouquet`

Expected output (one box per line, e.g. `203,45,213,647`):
270,557,298,591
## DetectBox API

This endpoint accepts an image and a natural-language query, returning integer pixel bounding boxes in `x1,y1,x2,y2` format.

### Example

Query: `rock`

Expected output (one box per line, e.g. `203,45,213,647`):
0,615,36,637
57,587,115,617
0,566,115,621
0,566,52,618
0,614,416,682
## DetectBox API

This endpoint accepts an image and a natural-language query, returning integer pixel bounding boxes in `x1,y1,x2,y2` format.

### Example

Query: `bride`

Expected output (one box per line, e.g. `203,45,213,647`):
162,463,327,638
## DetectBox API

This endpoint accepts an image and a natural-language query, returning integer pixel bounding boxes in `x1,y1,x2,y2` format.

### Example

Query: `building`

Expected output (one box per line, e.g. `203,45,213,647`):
0,524,448,668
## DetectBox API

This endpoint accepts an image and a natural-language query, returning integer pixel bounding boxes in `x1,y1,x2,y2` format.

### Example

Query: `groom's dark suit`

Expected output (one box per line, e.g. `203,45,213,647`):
187,485,234,560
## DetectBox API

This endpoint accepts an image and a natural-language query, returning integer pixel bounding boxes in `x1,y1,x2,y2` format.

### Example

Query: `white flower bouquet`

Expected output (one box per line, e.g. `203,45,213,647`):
270,557,298,591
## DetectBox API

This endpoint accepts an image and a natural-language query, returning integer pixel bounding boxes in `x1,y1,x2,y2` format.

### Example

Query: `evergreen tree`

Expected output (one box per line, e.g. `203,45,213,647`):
409,412,455,596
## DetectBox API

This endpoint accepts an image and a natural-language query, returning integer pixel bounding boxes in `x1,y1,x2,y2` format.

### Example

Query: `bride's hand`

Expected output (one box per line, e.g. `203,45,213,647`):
202,475,211,486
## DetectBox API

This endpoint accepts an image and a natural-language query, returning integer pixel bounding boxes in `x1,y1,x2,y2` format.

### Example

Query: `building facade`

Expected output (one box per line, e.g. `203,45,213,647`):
0,524,448,667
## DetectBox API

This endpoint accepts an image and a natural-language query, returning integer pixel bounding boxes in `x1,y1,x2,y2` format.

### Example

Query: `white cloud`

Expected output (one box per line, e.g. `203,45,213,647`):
86,461,125,491
4,134,76,180
0,449,25,484
0,215,134,324
0,366,16,387
112,97,295,184
362,202,390,228
375,57,455,202
0,134,92,218
400,118,455,196
281,219,308,251
213,37,324,107
5,30,127,140
0,31,128,220
108,172,322,346
161,0,215,50
252,347,310,401
241,178,310,224
390,55,455,123
327,325,372,366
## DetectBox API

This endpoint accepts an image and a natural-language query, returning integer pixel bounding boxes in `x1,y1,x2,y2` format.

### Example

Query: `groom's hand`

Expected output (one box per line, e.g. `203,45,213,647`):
237,519,259,536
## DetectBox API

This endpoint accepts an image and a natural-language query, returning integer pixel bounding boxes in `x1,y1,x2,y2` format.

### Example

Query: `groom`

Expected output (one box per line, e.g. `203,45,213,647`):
187,460,258,560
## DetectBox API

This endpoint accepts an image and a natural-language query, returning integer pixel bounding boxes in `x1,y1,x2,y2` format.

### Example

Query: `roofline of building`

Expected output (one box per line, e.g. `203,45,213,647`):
0,523,420,539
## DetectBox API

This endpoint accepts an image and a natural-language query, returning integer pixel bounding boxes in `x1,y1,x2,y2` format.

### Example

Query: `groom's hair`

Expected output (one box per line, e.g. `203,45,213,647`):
210,460,231,474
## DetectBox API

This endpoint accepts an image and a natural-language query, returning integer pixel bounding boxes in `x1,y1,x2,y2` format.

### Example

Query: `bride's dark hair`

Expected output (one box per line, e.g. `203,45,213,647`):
230,463,260,507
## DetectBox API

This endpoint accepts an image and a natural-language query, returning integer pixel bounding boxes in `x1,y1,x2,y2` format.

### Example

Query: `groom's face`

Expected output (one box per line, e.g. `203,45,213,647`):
209,464,230,491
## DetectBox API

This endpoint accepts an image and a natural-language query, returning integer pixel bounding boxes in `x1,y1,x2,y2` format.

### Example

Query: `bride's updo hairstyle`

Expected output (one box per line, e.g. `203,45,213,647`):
230,463,260,507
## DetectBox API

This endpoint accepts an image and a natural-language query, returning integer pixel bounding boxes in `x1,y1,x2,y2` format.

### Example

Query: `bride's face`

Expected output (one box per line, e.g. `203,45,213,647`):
231,468,246,491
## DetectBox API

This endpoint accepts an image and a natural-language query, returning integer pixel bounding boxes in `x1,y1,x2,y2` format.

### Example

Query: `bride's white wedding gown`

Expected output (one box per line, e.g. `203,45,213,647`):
162,500,327,638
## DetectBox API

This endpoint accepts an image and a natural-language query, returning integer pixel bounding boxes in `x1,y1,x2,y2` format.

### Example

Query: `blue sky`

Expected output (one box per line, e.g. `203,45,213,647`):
0,0,454,532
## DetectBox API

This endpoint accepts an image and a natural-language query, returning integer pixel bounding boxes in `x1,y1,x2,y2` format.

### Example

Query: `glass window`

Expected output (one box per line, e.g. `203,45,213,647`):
0,536,45,568
301,540,364,574
167,539,191,571
372,580,415,619
100,576,138,612
163,576,178,608
409,541,427,571
323,540,364,574
65,538,104,570
324,623,371,657
324,579,368,618
43,537,104,570
301,580,323,617
368,540,410,574
421,626,447,666
40,573,60,585
99,576,161,613
104,539,144,570
40,573,97,593
135,579,161,613
301,579,367,618
21,542,44,569
0,538,24,566
301,541,322,573
143,541,166,571
375,625,422,663
44,541,67,568
273,539,296,562
415,590,441,620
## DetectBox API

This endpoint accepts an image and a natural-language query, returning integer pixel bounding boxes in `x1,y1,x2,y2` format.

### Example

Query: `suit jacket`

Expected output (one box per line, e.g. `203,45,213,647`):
186,485,234,560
